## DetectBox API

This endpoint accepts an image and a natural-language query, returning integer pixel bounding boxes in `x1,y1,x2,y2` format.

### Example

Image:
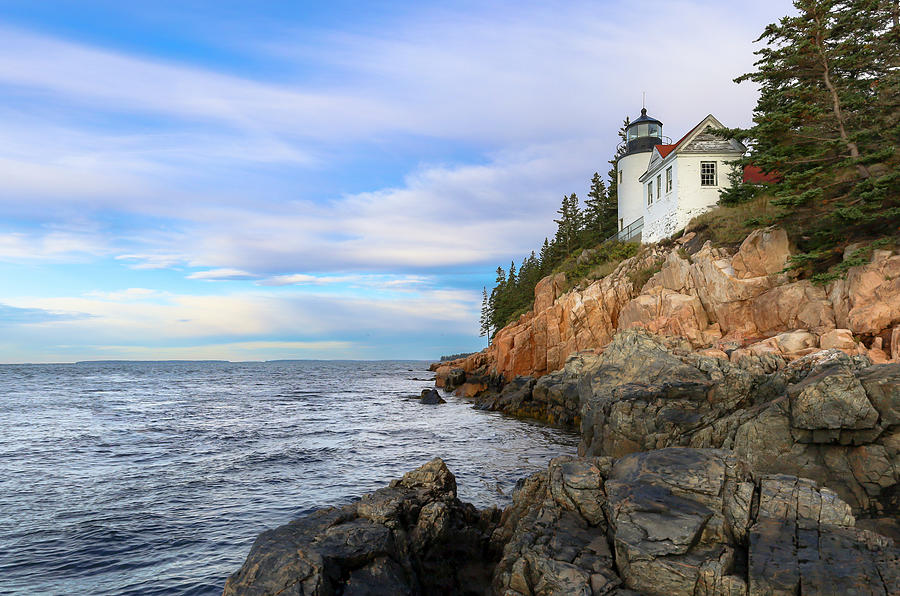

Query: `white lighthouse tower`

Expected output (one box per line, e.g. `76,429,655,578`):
616,108,666,236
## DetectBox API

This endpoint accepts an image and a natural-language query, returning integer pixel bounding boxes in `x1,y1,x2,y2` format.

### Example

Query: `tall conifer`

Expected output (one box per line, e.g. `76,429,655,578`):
724,0,899,277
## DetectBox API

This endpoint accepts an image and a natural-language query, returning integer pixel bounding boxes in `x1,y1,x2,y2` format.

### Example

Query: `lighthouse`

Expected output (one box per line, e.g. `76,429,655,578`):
616,108,665,234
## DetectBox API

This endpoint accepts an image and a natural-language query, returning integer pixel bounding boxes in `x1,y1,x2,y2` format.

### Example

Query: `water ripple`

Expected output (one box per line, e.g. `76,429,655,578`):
0,360,577,595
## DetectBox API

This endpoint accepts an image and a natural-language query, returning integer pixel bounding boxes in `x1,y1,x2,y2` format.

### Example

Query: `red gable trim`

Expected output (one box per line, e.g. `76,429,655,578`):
743,164,781,184
655,144,676,158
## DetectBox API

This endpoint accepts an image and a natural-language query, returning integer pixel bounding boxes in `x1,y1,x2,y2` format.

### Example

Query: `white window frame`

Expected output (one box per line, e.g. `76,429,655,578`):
666,167,672,193
700,161,717,186
647,181,654,204
656,174,662,199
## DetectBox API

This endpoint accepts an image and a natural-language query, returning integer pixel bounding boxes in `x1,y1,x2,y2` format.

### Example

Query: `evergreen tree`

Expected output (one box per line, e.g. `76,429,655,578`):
553,193,583,254
583,172,616,242
605,117,630,235
723,0,900,278
488,266,507,336
479,287,490,340
539,238,553,274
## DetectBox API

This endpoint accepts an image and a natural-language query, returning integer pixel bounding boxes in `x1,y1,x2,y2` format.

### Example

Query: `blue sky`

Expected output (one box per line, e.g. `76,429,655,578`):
0,0,793,363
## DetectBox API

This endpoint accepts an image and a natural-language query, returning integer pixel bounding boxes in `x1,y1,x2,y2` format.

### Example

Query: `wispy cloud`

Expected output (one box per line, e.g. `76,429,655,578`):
186,268,257,281
115,253,185,270
84,288,162,301
257,273,431,288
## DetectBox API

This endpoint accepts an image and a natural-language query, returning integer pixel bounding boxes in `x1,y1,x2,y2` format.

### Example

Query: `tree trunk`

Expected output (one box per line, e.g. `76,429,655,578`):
812,11,871,179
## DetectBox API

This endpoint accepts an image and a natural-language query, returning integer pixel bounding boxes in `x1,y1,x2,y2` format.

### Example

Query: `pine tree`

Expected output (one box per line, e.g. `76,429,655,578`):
605,117,630,235
553,193,583,254
488,266,507,335
539,238,552,273
724,0,900,278
479,287,490,341
583,172,616,242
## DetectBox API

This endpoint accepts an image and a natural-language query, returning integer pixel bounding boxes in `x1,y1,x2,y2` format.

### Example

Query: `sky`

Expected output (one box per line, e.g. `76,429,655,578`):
0,0,795,363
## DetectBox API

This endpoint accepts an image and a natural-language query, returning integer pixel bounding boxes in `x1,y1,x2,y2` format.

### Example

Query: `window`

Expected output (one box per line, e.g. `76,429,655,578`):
647,181,654,204
619,169,623,184
666,167,673,192
619,218,624,231
657,174,662,198
700,161,717,186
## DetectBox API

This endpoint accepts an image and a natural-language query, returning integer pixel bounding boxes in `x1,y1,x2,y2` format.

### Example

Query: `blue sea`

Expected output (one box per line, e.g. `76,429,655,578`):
0,360,577,595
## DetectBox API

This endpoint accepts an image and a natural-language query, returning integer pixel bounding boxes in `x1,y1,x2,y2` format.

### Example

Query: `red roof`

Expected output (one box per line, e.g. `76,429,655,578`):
742,164,781,184
655,144,676,158
652,116,710,160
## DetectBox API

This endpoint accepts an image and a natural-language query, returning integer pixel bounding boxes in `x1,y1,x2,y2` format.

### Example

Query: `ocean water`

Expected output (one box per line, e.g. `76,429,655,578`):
0,360,578,595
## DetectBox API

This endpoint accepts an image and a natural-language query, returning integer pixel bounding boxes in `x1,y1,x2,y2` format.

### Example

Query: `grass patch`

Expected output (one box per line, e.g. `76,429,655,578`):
627,258,664,290
685,194,778,247
553,241,640,292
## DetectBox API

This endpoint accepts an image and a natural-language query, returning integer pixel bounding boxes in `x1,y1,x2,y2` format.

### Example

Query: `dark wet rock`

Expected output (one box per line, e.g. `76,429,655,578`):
226,451,898,596
493,448,899,596
571,331,899,522
223,458,499,596
578,331,784,459
446,368,466,390
470,353,592,427
419,388,446,404
473,376,535,412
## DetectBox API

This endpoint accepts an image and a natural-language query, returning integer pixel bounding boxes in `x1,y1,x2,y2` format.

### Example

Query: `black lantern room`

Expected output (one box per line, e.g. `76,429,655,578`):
623,108,664,156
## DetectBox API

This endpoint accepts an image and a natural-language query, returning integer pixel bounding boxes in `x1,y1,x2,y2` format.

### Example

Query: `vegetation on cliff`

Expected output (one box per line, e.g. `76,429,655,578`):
721,0,900,282
481,0,899,341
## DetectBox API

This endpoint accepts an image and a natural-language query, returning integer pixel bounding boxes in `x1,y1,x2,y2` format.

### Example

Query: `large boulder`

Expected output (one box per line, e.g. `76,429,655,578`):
829,250,900,337
420,388,446,405
731,226,792,279
223,459,499,596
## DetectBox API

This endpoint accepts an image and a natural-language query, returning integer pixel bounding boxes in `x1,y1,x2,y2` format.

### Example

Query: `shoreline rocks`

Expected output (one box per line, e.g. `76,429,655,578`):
225,450,899,595
223,459,500,596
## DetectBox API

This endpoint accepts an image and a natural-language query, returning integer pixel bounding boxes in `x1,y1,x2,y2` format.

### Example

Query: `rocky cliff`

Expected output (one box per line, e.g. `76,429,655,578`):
435,228,899,394
225,228,900,595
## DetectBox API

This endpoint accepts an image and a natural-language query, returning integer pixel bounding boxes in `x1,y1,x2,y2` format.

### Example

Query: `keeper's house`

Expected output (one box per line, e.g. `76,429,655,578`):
615,109,769,244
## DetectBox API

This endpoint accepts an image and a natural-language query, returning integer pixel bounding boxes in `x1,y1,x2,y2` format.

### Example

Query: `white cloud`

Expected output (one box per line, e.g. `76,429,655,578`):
257,273,431,288
115,253,185,270
186,268,258,281
3,284,479,344
81,340,356,362
0,230,108,262
84,288,162,301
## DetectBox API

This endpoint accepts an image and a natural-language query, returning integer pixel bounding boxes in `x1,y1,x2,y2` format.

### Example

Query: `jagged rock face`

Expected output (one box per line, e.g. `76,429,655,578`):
222,459,500,596
577,331,785,459
575,331,900,521
493,448,899,596
470,228,898,382
224,453,898,596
